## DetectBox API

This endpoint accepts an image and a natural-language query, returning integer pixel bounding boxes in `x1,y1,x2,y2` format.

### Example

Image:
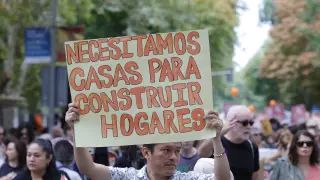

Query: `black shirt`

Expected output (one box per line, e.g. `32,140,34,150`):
221,136,259,180
0,162,22,177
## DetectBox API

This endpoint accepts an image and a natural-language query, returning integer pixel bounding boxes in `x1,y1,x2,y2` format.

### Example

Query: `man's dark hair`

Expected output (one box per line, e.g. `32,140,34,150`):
142,143,156,153
54,139,74,165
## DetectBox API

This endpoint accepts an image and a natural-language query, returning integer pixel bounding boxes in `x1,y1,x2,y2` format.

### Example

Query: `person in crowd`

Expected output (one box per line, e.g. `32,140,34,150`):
198,105,260,180
93,147,110,167
250,128,264,148
51,126,64,139
14,138,69,180
305,116,320,150
264,128,292,164
53,139,82,180
18,124,34,145
269,118,282,132
271,130,320,180
177,141,200,172
65,102,232,180
250,128,267,180
0,139,26,180
0,127,6,166
114,145,145,169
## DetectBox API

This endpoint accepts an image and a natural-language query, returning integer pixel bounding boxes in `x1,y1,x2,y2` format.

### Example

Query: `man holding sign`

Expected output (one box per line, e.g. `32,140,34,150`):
65,103,231,180
64,30,231,179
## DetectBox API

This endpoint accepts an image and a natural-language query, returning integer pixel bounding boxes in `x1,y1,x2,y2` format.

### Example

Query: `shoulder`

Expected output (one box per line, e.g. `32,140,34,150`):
172,171,214,180
59,168,82,180
273,157,294,170
0,163,13,176
0,162,8,172
108,166,141,179
194,158,214,174
13,170,31,180
0,162,10,169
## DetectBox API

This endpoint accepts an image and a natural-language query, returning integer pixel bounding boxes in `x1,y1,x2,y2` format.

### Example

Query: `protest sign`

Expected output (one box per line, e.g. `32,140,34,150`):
265,103,285,122
291,104,306,124
65,30,214,147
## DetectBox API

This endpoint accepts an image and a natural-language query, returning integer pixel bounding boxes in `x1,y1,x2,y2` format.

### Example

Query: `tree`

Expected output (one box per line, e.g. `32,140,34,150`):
0,0,94,112
243,41,280,108
257,0,320,109
0,0,238,112
82,0,238,107
0,0,52,112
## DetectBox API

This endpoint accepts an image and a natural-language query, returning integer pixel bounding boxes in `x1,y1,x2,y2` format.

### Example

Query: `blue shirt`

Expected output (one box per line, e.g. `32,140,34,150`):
109,165,215,180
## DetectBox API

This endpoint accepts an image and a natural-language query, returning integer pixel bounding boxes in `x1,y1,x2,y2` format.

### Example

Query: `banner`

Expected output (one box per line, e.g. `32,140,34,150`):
291,104,306,124
265,103,285,121
65,30,214,147
24,27,51,64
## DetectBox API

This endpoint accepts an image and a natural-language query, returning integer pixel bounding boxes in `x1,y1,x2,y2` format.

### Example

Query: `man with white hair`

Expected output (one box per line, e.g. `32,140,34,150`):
198,105,259,180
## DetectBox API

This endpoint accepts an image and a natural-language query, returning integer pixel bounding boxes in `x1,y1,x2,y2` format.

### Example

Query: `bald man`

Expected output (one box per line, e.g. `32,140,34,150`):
198,105,259,180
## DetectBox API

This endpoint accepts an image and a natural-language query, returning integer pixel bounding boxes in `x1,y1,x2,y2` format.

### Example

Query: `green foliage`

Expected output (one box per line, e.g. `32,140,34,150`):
82,0,238,107
21,65,41,113
259,0,276,23
254,0,320,109
244,41,280,103
0,0,238,112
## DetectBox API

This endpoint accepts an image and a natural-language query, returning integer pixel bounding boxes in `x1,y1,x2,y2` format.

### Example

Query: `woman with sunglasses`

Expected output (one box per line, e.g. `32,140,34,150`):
271,130,320,180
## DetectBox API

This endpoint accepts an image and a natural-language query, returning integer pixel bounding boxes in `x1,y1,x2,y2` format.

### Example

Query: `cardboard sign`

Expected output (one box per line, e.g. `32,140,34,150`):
65,30,214,147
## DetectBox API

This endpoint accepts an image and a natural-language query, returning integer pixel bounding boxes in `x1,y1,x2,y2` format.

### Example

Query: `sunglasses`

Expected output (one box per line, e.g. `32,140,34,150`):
237,119,254,127
296,141,313,147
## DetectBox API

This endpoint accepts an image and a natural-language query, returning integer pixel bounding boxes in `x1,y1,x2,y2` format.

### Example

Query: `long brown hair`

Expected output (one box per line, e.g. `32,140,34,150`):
5,139,27,169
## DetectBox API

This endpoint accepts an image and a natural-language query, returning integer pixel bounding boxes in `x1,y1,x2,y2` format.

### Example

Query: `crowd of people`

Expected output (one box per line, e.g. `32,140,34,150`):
0,103,318,179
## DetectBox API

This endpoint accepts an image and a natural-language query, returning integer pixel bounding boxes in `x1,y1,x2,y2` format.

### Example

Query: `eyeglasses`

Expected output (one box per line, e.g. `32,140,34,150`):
296,141,313,147
237,119,254,127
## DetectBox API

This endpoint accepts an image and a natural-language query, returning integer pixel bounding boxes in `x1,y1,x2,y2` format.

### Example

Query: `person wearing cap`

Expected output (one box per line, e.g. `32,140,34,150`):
198,105,260,180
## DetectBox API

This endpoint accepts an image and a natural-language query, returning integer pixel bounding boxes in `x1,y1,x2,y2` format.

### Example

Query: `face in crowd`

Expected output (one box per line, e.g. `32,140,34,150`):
20,128,30,145
235,118,254,141
6,142,18,162
181,141,194,151
250,129,263,146
26,139,53,173
6,140,27,167
289,130,319,165
142,142,182,177
228,106,254,142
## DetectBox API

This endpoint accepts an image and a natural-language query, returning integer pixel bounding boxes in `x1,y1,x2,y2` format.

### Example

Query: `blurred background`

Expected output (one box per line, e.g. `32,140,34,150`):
0,0,319,130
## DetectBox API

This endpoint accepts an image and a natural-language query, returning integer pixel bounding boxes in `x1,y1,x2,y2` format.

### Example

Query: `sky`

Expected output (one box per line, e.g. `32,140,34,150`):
233,0,271,71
